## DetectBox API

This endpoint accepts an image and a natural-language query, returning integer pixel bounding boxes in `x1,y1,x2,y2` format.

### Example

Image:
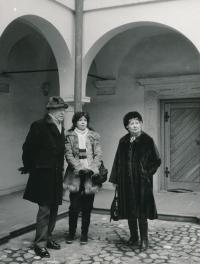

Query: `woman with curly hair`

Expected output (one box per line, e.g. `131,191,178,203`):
64,111,102,245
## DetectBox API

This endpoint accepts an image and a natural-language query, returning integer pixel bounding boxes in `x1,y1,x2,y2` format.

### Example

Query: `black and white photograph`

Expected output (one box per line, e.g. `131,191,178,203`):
0,0,200,263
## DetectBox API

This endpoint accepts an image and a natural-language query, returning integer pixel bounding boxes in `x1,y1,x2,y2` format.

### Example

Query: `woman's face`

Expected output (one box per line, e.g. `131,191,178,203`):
76,116,88,130
126,118,142,135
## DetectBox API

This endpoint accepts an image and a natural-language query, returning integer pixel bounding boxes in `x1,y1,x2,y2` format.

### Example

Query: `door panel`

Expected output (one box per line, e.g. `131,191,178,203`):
164,101,200,191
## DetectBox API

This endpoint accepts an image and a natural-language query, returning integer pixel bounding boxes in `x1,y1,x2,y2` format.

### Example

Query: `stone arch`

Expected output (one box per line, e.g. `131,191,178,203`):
0,15,73,195
0,15,73,97
83,21,200,95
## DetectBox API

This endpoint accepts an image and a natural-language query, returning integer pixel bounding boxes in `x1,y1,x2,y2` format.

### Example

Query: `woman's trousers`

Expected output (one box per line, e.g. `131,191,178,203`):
68,192,95,236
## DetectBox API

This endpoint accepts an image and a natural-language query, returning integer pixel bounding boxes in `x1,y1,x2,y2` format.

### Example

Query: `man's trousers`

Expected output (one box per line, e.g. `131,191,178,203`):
34,204,58,247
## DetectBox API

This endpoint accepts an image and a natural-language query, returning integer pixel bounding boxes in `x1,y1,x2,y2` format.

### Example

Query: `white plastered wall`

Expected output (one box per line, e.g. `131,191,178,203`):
82,0,200,191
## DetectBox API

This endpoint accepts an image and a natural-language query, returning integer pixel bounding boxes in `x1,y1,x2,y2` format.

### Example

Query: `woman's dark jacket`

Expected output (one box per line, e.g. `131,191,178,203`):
109,132,161,220
22,114,65,205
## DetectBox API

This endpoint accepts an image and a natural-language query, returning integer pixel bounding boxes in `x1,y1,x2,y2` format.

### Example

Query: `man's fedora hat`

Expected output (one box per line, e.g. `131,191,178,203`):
46,96,68,109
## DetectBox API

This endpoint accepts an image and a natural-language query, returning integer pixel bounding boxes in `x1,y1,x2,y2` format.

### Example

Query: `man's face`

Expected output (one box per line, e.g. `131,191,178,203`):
50,108,65,122
76,116,88,130
126,118,142,135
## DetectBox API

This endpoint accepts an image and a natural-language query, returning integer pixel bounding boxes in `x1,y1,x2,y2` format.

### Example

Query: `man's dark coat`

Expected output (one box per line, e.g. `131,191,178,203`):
109,132,161,220
22,115,65,205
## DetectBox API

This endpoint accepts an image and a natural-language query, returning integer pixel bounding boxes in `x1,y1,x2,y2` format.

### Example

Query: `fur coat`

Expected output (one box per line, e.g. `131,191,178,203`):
109,132,161,220
64,129,102,194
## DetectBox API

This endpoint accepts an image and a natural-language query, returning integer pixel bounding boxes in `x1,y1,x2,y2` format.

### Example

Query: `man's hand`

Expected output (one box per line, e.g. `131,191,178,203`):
18,167,29,174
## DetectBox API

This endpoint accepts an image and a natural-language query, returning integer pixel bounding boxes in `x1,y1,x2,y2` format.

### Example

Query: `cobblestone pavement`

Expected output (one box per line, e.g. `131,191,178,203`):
1,214,200,264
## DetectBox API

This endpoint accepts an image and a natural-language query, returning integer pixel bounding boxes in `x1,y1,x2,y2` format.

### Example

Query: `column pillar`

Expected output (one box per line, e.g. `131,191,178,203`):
64,104,74,130
63,103,75,189
74,0,83,112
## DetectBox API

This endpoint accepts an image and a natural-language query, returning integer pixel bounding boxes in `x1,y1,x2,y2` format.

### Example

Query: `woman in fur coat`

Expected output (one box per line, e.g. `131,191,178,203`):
64,111,102,245
109,111,161,251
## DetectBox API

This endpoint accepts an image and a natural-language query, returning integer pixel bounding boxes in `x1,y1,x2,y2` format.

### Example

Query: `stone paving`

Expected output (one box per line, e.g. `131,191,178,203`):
0,214,200,264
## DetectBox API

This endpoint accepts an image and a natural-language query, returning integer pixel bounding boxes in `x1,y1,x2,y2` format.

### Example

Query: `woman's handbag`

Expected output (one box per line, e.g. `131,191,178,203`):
110,186,119,222
92,161,108,185
98,160,108,183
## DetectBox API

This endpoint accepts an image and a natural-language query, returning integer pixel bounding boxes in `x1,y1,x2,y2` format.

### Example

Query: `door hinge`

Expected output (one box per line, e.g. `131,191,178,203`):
165,166,170,178
164,111,170,122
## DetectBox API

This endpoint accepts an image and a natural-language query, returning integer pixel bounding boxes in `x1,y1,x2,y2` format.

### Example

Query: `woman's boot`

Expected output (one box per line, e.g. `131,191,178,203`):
128,218,139,247
139,218,148,251
66,213,78,244
80,212,91,245
80,193,95,245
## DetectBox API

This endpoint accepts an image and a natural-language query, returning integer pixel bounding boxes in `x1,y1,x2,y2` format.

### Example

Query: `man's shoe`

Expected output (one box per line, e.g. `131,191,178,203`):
80,234,88,245
127,237,139,249
66,234,75,244
127,236,139,246
140,239,149,252
34,246,50,258
47,240,61,250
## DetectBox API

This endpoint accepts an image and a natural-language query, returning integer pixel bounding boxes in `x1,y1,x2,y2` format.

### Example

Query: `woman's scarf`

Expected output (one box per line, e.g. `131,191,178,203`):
74,128,89,168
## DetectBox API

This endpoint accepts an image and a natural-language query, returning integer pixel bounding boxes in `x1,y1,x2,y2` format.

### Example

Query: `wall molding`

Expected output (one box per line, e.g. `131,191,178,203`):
95,80,116,95
64,96,91,103
84,0,175,12
137,74,200,99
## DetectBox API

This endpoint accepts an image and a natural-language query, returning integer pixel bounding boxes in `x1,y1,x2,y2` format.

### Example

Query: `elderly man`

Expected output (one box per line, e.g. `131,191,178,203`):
21,96,68,258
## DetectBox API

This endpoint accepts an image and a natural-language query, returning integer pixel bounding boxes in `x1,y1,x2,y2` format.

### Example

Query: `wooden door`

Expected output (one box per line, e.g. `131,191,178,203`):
164,101,200,191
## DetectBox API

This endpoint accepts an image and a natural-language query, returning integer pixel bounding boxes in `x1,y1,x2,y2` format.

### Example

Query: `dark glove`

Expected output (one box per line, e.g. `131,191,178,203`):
140,168,152,185
141,169,148,177
79,169,93,176
140,162,148,178
91,173,101,185
18,167,29,174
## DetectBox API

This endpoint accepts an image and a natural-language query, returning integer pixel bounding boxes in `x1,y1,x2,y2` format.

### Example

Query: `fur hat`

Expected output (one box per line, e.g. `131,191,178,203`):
123,111,143,128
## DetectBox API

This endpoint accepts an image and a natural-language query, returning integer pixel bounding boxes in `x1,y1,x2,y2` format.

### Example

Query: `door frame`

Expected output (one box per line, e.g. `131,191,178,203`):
137,74,200,192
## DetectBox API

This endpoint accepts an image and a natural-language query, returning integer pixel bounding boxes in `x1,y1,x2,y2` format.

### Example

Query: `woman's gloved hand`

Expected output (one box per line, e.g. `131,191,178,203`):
79,168,93,176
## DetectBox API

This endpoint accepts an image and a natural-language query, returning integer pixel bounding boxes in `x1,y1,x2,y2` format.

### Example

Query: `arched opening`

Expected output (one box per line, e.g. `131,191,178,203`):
0,17,62,195
84,22,200,191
